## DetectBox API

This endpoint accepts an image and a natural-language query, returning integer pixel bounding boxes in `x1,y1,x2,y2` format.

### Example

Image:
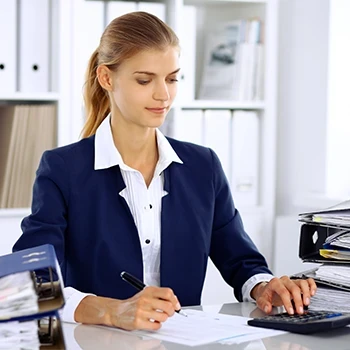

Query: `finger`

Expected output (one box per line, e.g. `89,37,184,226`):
256,277,281,313
283,278,304,314
149,287,180,310
296,279,312,306
256,294,273,314
134,308,169,330
270,277,295,314
307,277,317,296
152,298,176,317
137,318,163,331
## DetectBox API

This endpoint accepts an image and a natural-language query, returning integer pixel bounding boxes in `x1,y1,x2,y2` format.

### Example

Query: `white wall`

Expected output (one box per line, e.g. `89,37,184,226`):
326,0,350,198
276,0,330,216
0,213,27,256
274,0,350,274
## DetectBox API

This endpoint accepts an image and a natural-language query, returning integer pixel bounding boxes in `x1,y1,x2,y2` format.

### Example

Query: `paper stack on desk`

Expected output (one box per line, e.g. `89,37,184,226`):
0,320,39,350
0,271,40,349
294,201,350,313
0,244,66,349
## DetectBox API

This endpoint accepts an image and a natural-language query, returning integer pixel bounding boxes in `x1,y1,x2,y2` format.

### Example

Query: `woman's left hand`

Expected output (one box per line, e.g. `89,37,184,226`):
251,276,317,315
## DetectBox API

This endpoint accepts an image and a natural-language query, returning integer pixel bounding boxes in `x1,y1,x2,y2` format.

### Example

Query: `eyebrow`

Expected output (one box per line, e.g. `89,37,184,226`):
133,68,181,76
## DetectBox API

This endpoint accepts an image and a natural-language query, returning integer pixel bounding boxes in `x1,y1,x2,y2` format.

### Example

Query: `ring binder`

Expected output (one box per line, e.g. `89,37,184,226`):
0,244,66,349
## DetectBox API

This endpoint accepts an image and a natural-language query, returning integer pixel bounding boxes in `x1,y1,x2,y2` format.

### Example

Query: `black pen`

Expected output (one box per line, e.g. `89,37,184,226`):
120,271,188,317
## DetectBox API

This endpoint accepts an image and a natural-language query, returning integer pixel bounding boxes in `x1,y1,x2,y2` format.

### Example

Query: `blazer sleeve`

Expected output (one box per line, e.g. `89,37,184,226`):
12,150,70,279
208,149,272,301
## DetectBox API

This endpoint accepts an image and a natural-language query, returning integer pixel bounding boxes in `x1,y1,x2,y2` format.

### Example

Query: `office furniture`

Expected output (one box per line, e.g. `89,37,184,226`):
62,302,350,349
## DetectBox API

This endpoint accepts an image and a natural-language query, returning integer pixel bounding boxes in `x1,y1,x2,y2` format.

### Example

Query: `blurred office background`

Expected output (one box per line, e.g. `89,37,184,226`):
0,0,349,305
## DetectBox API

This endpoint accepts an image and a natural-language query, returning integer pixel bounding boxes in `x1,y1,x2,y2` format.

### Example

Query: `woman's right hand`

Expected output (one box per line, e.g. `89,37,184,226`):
74,286,181,331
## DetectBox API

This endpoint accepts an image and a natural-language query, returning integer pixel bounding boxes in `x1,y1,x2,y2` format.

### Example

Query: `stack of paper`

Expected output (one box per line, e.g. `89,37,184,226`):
314,265,350,288
0,320,39,350
0,271,38,320
299,199,350,227
0,271,39,349
309,286,350,313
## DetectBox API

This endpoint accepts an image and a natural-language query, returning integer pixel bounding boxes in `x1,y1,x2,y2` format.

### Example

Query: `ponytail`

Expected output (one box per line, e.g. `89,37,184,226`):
81,49,110,138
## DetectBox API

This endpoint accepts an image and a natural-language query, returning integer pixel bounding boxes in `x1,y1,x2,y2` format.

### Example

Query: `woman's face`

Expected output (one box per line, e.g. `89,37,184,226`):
110,47,180,130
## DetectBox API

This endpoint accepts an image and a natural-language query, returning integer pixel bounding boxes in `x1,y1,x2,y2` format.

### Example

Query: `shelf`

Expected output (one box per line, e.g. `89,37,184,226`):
0,208,30,218
180,100,265,110
0,93,60,103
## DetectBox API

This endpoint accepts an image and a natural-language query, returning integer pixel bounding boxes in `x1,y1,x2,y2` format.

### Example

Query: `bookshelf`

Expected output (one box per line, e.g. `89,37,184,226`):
167,0,278,265
0,0,278,303
0,0,73,253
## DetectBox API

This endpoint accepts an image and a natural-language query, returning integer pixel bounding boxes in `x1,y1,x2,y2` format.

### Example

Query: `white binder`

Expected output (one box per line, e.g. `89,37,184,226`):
70,0,104,140
231,110,259,207
137,2,166,22
178,5,196,102
172,109,203,145
107,1,137,25
203,110,231,179
0,0,16,93
19,0,50,92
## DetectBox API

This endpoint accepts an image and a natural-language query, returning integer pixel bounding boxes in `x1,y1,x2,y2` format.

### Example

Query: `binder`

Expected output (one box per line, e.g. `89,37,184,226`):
0,244,66,348
137,2,166,22
203,110,231,179
106,1,137,25
0,0,16,93
178,5,196,102
297,223,350,264
231,110,259,207
172,109,203,145
291,205,350,313
18,0,50,92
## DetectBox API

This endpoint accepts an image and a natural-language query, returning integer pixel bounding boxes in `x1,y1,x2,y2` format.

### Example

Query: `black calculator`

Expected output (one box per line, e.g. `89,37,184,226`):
247,310,350,334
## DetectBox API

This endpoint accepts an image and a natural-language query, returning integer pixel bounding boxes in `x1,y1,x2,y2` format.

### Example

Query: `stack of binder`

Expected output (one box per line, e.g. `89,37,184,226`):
292,200,350,313
0,104,57,208
0,244,66,349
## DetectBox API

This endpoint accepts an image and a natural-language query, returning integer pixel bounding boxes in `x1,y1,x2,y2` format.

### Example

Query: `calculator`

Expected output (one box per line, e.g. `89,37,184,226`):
247,310,350,334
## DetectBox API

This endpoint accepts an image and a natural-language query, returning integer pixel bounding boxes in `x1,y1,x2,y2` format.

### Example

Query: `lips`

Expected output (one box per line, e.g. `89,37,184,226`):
146,107,167,113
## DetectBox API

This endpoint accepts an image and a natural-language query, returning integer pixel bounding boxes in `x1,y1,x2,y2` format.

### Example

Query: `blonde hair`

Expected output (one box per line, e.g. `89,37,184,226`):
81,11,180,138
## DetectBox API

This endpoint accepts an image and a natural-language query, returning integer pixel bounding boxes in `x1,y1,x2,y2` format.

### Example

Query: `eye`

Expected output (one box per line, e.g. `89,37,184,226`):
167,77,179,83
137,79,150,85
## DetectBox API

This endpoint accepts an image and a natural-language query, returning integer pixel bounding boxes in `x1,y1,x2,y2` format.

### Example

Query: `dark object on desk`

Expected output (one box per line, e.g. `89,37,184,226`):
247,310,350,334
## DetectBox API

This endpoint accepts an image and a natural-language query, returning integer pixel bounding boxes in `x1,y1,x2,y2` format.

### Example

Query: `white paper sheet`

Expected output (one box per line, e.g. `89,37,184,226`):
133,309,285,346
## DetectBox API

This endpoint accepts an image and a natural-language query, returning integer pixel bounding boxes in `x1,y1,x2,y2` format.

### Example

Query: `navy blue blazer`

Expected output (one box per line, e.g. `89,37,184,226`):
13,136,272,306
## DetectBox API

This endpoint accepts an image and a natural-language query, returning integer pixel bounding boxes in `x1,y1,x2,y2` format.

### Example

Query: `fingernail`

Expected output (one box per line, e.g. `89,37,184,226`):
305,297,310,305
288,308,294,314
264,305,269,313
176,302,181,310
299,306,304,314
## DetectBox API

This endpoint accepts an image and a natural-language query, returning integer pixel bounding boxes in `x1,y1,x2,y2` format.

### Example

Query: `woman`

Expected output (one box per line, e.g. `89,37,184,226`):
13,12,316,331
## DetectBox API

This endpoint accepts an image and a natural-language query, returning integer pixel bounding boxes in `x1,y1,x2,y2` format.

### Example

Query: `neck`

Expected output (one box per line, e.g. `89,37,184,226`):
110,116,158,169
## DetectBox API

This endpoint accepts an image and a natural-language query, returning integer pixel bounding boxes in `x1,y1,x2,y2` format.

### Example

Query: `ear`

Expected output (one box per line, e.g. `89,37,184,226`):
96,65,113,91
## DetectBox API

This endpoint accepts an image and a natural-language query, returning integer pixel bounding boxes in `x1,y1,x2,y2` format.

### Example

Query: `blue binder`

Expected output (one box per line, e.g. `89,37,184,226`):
0,244,66,348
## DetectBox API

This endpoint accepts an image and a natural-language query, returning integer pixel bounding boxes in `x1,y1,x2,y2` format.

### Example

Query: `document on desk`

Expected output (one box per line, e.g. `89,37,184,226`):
133,309,286,346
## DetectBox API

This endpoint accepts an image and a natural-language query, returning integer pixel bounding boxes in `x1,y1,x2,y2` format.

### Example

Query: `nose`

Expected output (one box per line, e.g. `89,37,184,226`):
153,81,170,101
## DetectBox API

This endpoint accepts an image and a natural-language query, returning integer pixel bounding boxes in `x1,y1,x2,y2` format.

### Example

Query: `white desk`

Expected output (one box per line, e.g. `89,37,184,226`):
62,302,350,350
